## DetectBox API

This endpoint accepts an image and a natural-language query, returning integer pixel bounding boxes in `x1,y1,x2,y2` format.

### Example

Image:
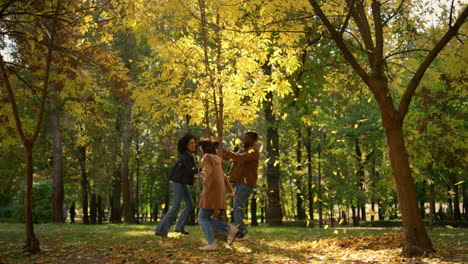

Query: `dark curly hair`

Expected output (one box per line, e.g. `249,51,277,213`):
177,134,195,154
198,138,219,154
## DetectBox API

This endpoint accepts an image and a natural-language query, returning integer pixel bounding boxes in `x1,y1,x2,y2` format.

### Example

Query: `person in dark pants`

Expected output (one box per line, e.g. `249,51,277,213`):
69,202,76,224
155,134,198,237
222,131,259,239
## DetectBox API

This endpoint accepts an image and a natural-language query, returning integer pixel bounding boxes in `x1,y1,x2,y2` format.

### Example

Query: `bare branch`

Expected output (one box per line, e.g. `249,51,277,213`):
398,6,468,116
383,0,405,27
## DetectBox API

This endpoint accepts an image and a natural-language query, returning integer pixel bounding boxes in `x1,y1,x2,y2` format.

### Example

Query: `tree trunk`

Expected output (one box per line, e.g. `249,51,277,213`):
383,121,434,256
429,181,435,228
135,137,141,223
450,173,461,221
355,138,366,222
78,146,89,225
351,205,358,226
296,130,306,220
50,90,64,223
305,127,314,224
24,144,40,253
110,168,122,223
463,184,468,220
317,141,323,228
90,193,97,224
251,190,258,226
121,100,135,223
97,195,103,224
264,91,283,226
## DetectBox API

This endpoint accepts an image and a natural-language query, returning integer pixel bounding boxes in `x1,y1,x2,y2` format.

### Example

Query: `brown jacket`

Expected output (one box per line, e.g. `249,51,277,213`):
222,145,259,187
198,154,233,210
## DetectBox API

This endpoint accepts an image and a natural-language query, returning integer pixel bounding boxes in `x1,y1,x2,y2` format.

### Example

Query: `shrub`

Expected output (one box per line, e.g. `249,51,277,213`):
10,179,52,223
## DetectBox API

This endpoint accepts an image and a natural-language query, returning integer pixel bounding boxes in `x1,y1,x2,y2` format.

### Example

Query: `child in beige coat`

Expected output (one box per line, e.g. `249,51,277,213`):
197,138,240,250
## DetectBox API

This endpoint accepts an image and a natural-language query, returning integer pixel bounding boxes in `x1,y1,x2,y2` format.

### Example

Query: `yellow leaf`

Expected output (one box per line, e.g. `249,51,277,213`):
411,130,420,135
161,203,166,209
324,225,329,229
242,219,249,224
333,230,339,234
448,190,456,195
354,124,358,128
454,181,464,186
338,218,344,225
369,209,376,216
445,225,455,229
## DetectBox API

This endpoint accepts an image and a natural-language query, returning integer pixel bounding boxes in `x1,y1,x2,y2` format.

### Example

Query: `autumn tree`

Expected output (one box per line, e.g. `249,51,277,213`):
307,0,467,257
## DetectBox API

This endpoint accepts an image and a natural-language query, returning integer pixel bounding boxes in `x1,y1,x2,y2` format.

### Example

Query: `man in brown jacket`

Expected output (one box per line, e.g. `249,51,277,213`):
222,131,259,239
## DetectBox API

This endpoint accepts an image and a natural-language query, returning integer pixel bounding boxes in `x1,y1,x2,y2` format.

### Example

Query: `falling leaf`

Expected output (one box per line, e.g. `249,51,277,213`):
454,181,464,185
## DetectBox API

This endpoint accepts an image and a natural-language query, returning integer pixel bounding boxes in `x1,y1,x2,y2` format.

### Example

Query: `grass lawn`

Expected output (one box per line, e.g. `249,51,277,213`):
0,223,466,263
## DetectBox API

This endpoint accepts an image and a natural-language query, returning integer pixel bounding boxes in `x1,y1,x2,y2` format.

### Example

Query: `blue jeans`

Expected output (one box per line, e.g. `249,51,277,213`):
233,183,253,233
155,182,193,236
198,208,230,244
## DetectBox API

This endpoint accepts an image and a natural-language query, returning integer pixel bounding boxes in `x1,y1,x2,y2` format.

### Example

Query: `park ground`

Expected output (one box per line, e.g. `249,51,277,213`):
0,223,466,264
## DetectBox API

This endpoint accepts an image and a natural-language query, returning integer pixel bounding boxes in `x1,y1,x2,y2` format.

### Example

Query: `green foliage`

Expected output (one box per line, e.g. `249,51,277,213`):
10,180,52,223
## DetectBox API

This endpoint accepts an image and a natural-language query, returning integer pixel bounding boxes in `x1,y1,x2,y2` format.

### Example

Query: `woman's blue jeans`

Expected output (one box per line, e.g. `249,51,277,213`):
198,208,229,244
155,182,193,236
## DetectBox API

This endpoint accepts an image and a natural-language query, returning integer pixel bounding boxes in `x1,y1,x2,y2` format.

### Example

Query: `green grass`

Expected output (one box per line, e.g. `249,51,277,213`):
0,223,466,264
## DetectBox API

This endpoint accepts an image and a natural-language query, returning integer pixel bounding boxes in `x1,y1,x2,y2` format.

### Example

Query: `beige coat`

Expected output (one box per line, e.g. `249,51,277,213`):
198,154,233,209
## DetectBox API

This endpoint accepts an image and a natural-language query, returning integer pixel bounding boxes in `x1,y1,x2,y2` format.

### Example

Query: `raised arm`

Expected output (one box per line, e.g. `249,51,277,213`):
222,147,259,163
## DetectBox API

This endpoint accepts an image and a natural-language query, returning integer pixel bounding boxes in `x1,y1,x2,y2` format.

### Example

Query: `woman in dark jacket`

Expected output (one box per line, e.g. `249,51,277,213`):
155,134,198,237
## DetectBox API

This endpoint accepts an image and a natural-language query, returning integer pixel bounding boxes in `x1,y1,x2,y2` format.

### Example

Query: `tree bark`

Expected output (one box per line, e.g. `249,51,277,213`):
97,195,103,224
450,173,461,220
264,91,283,225
251,190,258,226
383,120,434,256
24,145,40,252
49,88,64,223
110,168,122,223
90,193,97,224
121,100,136,223
429,181,435,228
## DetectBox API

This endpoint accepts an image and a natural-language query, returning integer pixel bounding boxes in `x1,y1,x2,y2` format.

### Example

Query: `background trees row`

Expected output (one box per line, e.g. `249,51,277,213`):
0,0,466,257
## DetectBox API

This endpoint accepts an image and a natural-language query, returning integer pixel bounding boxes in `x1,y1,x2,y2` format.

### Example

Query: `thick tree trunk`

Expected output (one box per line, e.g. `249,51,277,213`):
110,168,122,223
251,190,258,226
90,193,97,224
78,146,89,224
24,145,40,253
264,91,283,226
50,91,64,223
121,100,135,223
383,121,434,256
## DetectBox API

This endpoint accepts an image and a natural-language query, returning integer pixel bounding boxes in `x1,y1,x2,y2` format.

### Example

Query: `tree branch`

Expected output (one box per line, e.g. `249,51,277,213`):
31,0,62,143
308,0,371,87
398,6,468,117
